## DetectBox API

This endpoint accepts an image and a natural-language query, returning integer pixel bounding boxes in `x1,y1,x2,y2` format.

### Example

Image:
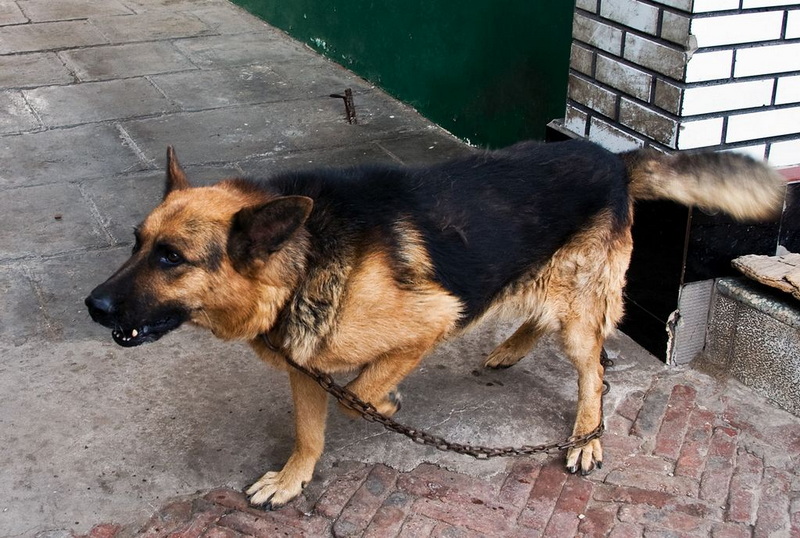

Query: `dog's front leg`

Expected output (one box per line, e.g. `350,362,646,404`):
247,367,327,509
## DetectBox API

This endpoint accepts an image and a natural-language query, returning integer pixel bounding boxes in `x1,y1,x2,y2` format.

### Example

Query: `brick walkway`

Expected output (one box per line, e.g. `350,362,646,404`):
75,367,800,537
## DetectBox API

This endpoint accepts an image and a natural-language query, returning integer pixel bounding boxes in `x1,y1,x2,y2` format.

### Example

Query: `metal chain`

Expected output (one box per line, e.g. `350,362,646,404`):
272,334,613,459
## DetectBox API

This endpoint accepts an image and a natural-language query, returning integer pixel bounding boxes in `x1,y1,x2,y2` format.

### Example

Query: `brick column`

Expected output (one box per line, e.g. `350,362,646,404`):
559,0,800,168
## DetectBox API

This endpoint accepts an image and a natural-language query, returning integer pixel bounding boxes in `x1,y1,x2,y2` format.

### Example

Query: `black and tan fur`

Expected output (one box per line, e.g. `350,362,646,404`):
86,140,785,508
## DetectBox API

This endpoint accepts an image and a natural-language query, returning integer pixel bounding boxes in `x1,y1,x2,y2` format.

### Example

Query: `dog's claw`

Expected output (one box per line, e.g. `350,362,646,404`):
246,464,312,509
388,390,402,413
565,438,603,476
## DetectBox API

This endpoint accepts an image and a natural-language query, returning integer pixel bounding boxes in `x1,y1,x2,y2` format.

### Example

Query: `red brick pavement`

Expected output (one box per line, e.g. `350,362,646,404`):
74,368,800,537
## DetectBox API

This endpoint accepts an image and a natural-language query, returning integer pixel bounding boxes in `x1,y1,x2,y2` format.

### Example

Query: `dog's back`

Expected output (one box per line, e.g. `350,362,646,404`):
260,139,631,324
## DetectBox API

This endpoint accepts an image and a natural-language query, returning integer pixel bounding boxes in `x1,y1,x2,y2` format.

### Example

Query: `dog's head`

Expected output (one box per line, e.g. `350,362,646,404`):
85,147,312,347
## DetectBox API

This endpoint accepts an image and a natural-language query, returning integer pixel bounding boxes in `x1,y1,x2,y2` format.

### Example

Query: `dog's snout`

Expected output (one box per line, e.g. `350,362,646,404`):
85,291,116,319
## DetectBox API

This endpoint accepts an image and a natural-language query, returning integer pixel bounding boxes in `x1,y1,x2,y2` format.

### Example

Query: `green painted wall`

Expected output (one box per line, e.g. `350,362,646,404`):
232,0,574,148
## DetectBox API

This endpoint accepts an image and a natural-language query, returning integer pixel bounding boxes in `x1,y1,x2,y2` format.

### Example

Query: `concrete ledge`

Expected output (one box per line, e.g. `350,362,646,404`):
717,277,800,329
702,277,800,416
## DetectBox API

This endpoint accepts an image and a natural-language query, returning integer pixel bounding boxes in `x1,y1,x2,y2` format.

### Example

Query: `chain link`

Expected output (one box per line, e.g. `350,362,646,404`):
273,334,613,459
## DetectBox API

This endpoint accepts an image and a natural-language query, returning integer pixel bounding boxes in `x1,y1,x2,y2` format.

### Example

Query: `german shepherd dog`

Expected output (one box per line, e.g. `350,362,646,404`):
86,140,784,508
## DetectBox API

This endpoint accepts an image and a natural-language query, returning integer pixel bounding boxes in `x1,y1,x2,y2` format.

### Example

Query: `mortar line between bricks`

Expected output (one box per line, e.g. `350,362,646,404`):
359,467,401,535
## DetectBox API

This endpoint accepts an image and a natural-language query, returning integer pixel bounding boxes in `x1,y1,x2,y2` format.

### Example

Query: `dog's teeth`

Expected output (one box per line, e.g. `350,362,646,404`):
131,329,138,338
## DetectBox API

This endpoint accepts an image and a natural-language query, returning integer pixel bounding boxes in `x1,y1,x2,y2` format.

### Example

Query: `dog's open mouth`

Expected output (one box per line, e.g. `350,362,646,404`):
111,319,181,347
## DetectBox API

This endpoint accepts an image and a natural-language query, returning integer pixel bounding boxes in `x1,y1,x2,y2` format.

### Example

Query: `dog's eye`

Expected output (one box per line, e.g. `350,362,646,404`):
158,249,184,267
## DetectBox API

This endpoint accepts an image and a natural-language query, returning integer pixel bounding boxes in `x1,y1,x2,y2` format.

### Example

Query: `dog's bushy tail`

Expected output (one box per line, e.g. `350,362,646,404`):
622,149,786,221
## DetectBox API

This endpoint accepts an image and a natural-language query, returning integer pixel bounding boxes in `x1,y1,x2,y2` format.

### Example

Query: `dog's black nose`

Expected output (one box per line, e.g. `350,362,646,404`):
85,292,115,318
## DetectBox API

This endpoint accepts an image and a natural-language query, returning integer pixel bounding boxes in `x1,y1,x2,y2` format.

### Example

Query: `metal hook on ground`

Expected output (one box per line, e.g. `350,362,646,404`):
330,88,358,124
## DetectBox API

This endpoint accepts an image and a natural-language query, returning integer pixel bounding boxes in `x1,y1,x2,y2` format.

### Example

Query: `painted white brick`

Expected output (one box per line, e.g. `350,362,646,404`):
690,12,783,47
620,97,678,146
596,55,653,101
693,0,741,12
735,42,800,78
743,0,799,7
726,106,800,143
686,50,733,82
661,11,691,46
676,117,724,149
564,104,589,137
722,144,767,160
600,0,659,35
588,116,645,152
624,33,687,79
573,13,624,56
681,79,774,115
776,75,800,105
576,0,598,12
787,10,800,39
768,138,800,167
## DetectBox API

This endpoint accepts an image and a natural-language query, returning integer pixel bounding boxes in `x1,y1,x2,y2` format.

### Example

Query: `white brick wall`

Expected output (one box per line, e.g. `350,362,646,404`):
676,118,724,149
693,0,740,12
727,106,800,143
735,42,800,77
681,80,774,116
685,51,733,83
690,11,784,47
742,0,797,7
768,138,800,166
786,10,800,39
562,0,800,166
723,144,767,160
776,75,800,105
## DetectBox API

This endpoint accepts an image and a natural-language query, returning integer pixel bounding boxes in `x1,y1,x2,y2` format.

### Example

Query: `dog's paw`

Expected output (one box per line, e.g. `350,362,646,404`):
246,465,311,509
565,439,603,476
339,390,402,418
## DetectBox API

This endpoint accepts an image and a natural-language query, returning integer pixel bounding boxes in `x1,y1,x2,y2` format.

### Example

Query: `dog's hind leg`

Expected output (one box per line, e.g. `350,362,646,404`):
484,318,546,369
561,320,606,475
247,367,328,509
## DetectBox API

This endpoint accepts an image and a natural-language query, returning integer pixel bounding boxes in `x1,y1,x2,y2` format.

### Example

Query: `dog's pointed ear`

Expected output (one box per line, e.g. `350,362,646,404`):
164,146,190,198
228,196,313,265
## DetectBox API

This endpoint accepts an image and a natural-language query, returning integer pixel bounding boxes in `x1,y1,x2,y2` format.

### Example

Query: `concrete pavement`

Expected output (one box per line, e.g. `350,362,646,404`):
1,1,798,536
